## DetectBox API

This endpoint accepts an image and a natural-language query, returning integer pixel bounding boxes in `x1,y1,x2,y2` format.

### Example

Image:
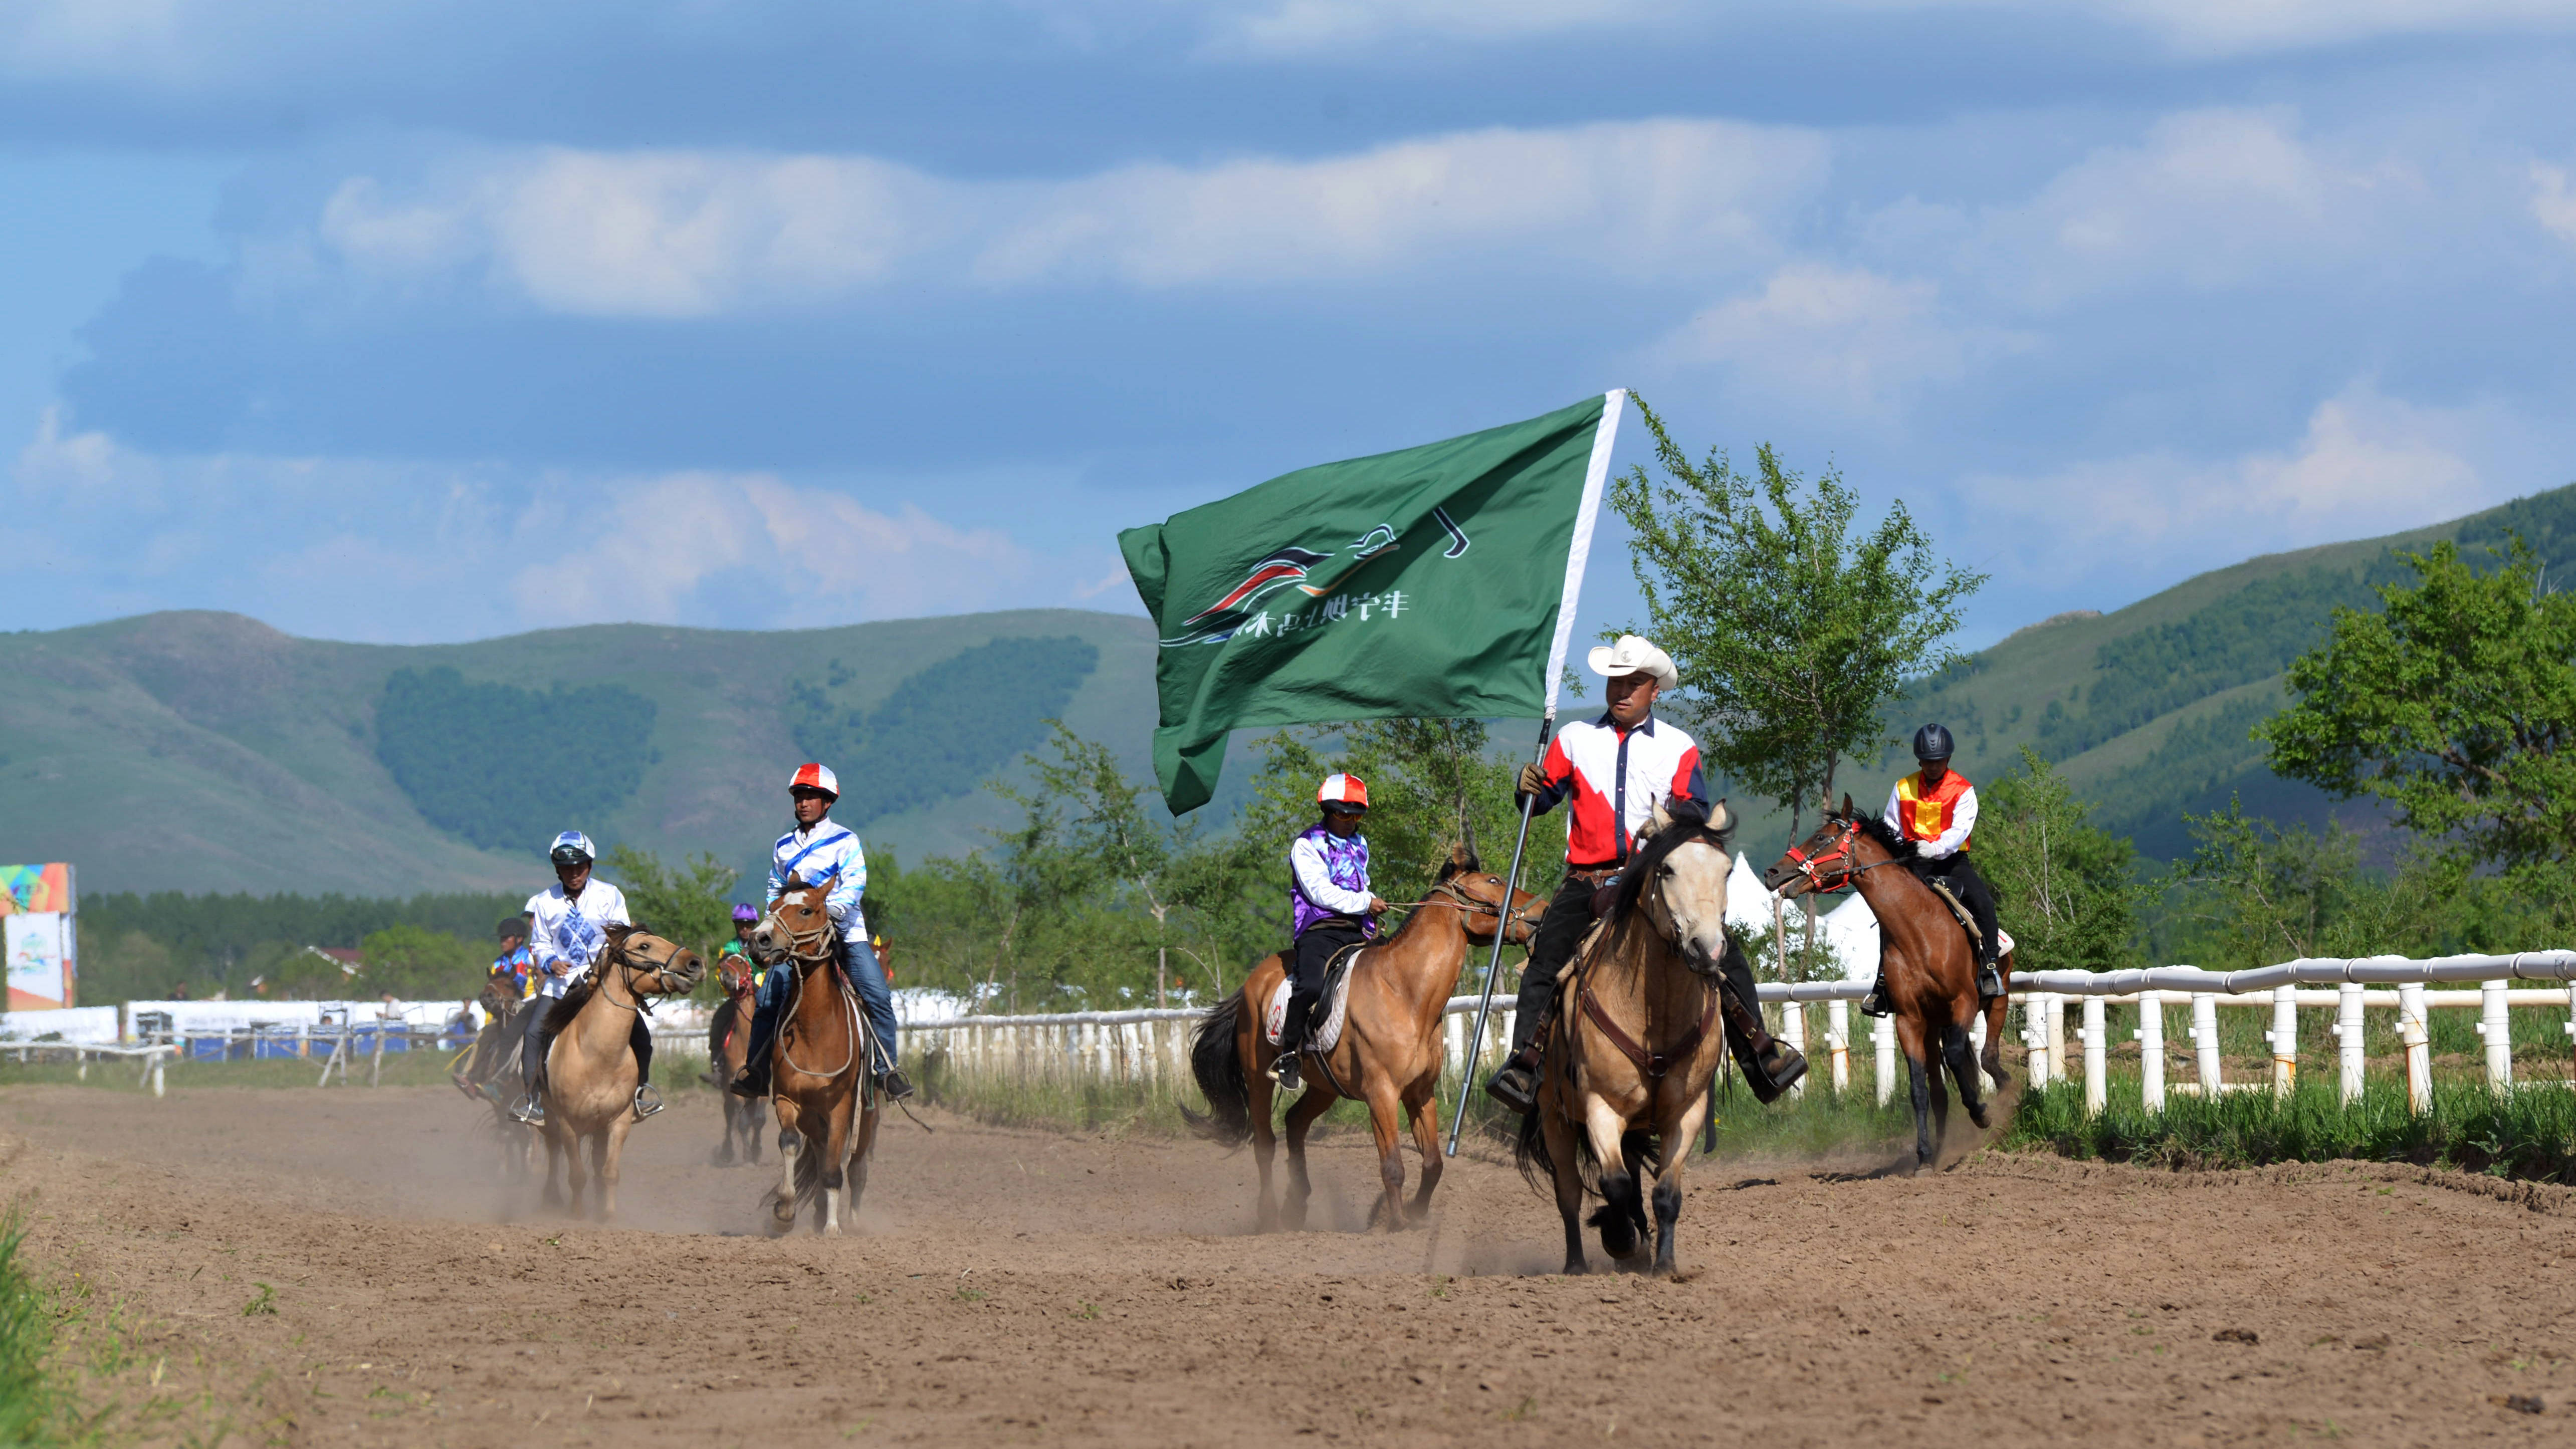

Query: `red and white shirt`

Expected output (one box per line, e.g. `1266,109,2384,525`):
1521,712,1707,869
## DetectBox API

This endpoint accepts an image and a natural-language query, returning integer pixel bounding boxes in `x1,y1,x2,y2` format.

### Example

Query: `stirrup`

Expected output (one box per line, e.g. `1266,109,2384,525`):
1858,979,1892,1018
1269,1051,1303,1091
878,1068,915,1102
1484,1060,1538,1114
510,1095,546,1126
632,1084,665,1119
1977,963,2004,999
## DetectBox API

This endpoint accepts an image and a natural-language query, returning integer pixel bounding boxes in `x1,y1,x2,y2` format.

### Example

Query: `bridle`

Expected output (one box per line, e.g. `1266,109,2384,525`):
1778,814,1900,894
1425,875,1542,937
759,896,865,1083
583,933,695,1021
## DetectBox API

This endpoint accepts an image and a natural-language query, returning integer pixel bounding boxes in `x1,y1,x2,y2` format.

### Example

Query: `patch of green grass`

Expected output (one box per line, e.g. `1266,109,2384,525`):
2003,1075,2576,1179
0,1217,63,1446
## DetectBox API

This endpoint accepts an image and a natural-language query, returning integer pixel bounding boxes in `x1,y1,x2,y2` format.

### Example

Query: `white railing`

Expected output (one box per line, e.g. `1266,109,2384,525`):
894,950,2576,1118
1,1042,179,1096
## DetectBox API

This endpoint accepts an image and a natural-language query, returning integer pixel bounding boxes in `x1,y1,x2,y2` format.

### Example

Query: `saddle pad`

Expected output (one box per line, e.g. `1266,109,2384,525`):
1264,954,1360,1055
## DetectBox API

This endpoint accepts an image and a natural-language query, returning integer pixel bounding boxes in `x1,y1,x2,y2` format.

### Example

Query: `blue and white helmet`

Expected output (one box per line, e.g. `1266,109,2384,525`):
548,831,597,867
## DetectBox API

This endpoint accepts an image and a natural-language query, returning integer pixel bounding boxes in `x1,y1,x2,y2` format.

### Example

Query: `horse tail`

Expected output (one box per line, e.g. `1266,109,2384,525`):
1180,994,1252,1146
1512,1098,1552,1190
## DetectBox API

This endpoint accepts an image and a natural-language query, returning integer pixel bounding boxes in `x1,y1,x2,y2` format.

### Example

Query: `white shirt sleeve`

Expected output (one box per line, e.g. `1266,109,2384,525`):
526,892,567,976
1881,783,1906,840
1290,836,1374,915
1919,785,1977,860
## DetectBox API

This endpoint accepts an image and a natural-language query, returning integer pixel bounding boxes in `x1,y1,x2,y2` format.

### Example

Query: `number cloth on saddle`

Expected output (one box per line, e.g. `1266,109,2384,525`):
1263,944,1364,1054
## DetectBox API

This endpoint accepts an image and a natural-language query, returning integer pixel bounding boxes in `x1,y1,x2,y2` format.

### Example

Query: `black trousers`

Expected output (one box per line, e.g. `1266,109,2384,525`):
1913,854,2000,965
1284,921,1367,1052
1509,874,1605,1054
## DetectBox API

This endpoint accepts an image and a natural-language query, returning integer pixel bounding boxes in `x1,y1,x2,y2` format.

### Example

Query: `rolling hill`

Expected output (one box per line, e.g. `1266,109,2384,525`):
6,483,2569,897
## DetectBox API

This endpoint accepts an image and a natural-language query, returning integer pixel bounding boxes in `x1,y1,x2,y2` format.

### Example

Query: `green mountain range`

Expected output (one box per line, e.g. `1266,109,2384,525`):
5,484,2567,896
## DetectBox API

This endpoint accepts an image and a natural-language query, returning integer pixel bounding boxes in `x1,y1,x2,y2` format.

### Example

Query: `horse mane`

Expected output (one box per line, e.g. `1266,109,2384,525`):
1848,809,1918,861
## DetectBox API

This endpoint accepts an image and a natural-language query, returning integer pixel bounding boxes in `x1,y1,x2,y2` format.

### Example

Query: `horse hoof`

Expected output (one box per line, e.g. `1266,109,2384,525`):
1563,1261,1589,1277
1969,1107,1992,1130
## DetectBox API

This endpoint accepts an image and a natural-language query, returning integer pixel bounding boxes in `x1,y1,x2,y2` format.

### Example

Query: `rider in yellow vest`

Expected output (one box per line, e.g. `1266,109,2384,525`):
1862,723,2003,1017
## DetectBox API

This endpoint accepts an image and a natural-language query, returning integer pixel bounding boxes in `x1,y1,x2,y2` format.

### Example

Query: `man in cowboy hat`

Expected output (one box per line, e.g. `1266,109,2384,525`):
730,763,912,1101
1484,635,1806,1112
1863,723,2004,1014
1273,772,1390,1092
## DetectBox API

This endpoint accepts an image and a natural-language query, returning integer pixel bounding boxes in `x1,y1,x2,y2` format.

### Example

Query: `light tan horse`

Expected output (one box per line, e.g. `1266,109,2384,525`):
1516,800,1736,1275
745,878,882,1236
537,925,705,1219
1187,839,1540,1231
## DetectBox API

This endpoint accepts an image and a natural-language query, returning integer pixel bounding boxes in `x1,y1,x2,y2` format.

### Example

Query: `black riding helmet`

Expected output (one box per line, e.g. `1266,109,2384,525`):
1912,723,1955,762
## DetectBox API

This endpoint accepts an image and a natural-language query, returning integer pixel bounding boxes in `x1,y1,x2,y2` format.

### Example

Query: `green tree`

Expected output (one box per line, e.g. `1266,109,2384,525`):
354,924,483,1000
2259,538,2576,868
605,846,740,959
1606,394,1986,833
2165,799,2360,970
1974,746,2143,974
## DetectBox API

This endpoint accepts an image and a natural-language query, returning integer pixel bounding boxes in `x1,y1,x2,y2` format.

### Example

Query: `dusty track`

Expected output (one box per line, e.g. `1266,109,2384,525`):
3,1084,2573,1446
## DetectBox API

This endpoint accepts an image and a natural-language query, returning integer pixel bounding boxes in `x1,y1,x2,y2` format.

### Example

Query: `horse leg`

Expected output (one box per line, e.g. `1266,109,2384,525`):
1360,1075,1411,1232
1945,1012,1991,1130
772,1094,804,1230
1402,1079,1444,1222
1584,1099,1644,1269
1281,1086,1335,1233
846,1105,880,1222
1897,1014,1936,1172
563,1124,590,1216
541,1124,565,1208
1247,1034,1280,1232
1651,1084,1713,1278
819,1083,857,1237
1538,1101,1588,1275
599,1119,631,1221
1979,968,2013,1092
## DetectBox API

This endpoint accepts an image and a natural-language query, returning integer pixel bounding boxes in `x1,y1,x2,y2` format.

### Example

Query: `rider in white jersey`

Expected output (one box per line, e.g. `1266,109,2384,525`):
511,831,654,1126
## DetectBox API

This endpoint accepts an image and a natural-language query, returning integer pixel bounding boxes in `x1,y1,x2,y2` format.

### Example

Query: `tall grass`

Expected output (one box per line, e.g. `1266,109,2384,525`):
0,1219,61,1447
2005,1075,2576,1180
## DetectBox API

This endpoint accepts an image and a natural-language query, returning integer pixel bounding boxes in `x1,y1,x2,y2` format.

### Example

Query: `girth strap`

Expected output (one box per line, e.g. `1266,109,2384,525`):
1577,977,1716,1082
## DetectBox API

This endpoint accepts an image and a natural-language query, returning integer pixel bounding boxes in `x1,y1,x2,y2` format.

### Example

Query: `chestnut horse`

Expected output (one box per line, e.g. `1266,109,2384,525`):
1762,800,2013,1171
1516,800,1737,1276
537,925,705,1218
745,878,882,1235
706,954,766,1166
1187,838,1540,1231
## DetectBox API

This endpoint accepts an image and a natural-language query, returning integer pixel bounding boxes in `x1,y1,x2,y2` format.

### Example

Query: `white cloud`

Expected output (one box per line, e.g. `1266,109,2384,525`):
1966,383,2507,586
1650,263,2034,414
309,120,1828,316
2534,161,2576,246
5,417,1057,641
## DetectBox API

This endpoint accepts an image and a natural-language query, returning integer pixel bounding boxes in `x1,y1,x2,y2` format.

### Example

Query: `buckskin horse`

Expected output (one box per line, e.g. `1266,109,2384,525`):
1762,799,2013,1172
536,925,705,1218
745,878,881,1236
706,952,766,1166
1516,799,1737,1275
1187,832,1540,1232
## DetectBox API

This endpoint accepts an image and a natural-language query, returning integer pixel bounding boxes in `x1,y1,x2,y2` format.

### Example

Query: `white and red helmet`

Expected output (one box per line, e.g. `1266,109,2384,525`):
1316,772,1370,810
789,762,839,798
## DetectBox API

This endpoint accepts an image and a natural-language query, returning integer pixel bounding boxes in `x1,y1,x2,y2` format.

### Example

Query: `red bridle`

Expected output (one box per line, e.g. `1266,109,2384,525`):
1781,816,1867,893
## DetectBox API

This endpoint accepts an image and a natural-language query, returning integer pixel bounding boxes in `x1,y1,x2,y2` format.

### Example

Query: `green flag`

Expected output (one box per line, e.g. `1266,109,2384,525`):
1120,391,1625,812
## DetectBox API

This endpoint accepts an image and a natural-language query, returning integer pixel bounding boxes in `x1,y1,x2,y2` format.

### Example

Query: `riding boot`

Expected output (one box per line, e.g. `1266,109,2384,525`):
1976,947,2005,1001
1714,940,1806,1104
1859,973,1893,1018
1270,1012,1307,1092
1482,994,1559,1113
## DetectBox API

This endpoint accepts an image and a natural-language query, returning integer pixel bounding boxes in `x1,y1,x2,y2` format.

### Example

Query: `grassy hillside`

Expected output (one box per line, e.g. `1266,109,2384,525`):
0,608,1166,895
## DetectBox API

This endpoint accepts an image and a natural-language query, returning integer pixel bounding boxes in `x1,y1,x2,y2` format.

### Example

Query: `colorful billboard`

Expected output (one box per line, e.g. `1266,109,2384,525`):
0,865,76,1010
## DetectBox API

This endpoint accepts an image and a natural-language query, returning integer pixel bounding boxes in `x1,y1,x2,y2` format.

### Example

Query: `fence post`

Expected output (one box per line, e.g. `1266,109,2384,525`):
2565,983,2576,1086
369,1013,386,1088
2136,993,2165,1113
2023,992,2052,1087
2081,995,2106,1118
1873,1008,1895,1107
2398,981,2432,1115
1826,998,1850,1098
2335,983,2366,1105
1444,1011,1465,1083
2191,993,2221,1097
1780,998,1807,1101
2046,995,2068,1088
2267,984,2297,1097
151,1052,165,1099
2479,979,2512,1087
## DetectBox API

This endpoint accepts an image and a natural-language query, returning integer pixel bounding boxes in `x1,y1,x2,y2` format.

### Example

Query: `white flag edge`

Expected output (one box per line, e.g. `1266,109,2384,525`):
1540,388,1625,722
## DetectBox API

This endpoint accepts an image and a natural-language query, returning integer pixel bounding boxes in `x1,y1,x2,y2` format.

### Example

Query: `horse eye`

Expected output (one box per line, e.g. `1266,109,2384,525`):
1658,864,1674,878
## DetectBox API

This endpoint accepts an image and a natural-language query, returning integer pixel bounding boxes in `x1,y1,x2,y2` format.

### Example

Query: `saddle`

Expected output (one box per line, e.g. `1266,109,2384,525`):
1263,941,1365,1055
1922,879,2015,959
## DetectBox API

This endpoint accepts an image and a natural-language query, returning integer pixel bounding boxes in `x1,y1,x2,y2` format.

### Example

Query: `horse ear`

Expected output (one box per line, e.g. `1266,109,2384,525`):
1456,799,1481,871
1647,797,1675,835
1709,797,1735,848
1839,793,1854,817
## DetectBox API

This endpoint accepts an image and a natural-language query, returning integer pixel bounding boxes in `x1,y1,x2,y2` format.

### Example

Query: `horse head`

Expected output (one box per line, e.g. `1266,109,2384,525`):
1761,794,1889,898
750,877,836,968
1432,838,1543,947
1610,795,1736,978
475,974,519,1018
605,924,706,996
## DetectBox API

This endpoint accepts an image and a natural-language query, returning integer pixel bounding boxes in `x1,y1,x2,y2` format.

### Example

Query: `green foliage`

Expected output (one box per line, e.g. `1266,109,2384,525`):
374,665,657,851
2006,1077,2576,1181
1975,746,2144,974
604,846,739,959
785,637,1100,826
2260,538,2576,868
76,890,521,1002
1606,393,1985,826
354,923,484,1000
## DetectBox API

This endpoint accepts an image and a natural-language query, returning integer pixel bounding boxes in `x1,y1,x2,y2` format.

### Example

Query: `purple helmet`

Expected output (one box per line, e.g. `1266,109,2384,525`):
732,903,759,924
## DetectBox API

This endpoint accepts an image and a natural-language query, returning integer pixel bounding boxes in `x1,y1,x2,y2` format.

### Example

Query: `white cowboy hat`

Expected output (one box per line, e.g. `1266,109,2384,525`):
1587,635,1678,692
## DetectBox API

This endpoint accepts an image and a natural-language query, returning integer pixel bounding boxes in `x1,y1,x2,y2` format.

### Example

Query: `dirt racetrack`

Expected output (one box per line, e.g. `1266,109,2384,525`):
3,1084,2573,1447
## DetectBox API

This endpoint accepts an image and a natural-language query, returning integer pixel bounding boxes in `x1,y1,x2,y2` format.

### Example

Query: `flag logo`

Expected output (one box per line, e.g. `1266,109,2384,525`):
1161,524,1410,646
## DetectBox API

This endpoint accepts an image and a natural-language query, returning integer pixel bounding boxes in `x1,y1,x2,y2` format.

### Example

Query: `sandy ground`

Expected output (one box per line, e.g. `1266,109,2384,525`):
3,1083,2574,1448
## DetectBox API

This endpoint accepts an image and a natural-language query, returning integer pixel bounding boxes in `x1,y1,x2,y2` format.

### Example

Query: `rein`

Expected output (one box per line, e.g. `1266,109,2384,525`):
774,930,862,1083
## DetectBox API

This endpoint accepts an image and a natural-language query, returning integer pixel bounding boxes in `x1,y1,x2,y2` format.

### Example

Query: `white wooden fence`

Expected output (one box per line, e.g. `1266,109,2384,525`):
897,950,2576,1118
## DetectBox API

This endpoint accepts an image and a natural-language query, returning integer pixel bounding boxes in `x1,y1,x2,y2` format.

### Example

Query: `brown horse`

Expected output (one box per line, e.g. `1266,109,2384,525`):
1761,800,2012,1171
745,879,882,1235
537,925,705,1218
1187,838,1540,1232
706,954,766,1166
1516,800,1737,1276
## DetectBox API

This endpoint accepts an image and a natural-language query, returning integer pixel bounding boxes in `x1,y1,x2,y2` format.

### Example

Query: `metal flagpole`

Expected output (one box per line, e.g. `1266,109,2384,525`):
1443,387,1625,1157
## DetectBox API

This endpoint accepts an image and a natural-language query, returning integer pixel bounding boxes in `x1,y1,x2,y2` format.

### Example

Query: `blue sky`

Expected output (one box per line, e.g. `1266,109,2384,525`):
5,2,2574,650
